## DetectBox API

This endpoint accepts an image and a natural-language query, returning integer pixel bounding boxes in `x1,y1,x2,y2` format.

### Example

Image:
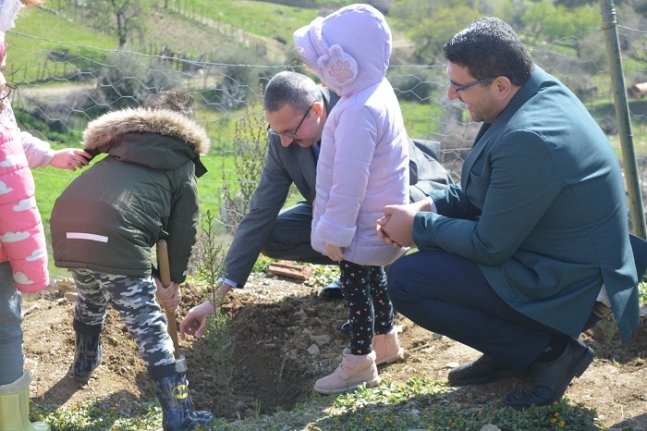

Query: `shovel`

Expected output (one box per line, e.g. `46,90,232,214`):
156,239,180,359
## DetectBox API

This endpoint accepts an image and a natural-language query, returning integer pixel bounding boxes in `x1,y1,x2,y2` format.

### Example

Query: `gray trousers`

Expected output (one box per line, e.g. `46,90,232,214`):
261,201,336,265
0,261,24,385
71,269,175,367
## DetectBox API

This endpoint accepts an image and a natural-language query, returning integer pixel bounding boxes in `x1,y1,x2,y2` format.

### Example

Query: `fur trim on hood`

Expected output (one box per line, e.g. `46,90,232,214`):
82,107,210,156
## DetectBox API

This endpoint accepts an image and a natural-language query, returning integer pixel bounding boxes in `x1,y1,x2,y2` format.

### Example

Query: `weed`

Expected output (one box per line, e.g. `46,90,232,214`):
219,105,268,235
306,264,339,287
638,281,647,304
252,254,275,273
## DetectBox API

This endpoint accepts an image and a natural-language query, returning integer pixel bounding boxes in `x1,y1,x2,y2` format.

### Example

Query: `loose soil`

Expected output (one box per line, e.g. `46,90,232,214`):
22,273,647,430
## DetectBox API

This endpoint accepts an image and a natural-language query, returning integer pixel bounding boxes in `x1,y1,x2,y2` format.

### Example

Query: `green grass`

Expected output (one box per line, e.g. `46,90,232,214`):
171,0,321,47
400,100,443,139
8,7,117,83
30,376,604,430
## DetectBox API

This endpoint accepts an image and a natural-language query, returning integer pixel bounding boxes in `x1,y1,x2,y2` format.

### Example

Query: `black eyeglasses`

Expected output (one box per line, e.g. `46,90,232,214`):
268,105,312,139
449,77,493,92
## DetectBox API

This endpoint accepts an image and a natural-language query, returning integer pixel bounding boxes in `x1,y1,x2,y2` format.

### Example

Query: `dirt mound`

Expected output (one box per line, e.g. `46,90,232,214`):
21,273,647,429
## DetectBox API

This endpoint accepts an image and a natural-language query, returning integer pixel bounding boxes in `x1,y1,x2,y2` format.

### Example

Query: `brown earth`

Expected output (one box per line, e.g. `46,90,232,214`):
22,272,647,430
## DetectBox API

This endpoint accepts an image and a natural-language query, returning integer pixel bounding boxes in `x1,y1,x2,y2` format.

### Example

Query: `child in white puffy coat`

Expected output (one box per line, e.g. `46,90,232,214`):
293,3,408,394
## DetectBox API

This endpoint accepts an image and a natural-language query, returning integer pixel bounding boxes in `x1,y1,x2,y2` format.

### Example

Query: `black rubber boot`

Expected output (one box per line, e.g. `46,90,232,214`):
149,358,214,431
72,319,103,383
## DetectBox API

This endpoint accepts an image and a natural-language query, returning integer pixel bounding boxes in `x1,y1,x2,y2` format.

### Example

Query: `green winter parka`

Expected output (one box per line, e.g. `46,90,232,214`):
50,107,210,283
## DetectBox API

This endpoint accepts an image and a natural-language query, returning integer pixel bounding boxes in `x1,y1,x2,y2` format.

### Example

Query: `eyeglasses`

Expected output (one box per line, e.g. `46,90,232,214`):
268,105,312,139
449,77,493,92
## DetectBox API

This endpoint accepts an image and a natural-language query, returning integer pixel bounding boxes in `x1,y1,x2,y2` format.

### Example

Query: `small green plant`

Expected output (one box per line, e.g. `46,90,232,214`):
638,281,647,305
308,264,338,287
194,208,236,416
204,302,236,413
252,254,274,273
194,209,226,287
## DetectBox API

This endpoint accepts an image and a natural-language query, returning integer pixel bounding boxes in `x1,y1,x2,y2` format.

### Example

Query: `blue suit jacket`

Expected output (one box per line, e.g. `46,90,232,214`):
414,67,639,341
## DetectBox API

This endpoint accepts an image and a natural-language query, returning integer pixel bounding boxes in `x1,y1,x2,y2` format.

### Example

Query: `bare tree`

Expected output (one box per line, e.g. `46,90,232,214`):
85,0,148,48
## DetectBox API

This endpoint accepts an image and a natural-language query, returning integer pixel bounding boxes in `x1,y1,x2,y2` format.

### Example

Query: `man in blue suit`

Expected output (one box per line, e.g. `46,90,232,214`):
377,17,641,408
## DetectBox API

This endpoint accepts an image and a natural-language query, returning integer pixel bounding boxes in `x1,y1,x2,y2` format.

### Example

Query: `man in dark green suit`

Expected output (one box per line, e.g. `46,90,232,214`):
377,17,641,408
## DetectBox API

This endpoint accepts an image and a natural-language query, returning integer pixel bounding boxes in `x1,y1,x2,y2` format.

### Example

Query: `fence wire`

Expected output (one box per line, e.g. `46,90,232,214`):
6,14,647,279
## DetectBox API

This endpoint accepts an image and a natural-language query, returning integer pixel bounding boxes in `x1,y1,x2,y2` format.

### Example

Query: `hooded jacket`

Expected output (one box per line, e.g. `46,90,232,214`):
294,4,408,266
0,95,49,293
50,107,210,282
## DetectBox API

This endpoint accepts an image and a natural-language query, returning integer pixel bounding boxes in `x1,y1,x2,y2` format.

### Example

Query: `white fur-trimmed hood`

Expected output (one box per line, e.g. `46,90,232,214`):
83,107,210,156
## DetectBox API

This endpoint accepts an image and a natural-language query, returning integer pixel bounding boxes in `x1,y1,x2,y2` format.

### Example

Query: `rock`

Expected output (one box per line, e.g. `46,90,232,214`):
233,401,247,413
307,344,320,355
309,334,331,345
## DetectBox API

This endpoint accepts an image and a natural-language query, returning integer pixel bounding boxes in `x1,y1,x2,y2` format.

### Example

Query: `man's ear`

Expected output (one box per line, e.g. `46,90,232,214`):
493,76,515,100
312,100,325,118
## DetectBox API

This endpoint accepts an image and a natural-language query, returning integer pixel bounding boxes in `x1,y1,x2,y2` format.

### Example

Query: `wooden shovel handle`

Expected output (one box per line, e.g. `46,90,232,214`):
157,239,180,359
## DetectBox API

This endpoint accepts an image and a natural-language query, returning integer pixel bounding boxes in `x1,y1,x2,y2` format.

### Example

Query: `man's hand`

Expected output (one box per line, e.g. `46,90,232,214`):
50,148,93,171
180,283,232,339
325,243,344,262
154,277,181,313
377,202,426,248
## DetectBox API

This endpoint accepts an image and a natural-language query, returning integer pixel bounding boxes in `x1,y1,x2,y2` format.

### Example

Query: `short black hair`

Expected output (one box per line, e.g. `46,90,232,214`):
443,17,533,86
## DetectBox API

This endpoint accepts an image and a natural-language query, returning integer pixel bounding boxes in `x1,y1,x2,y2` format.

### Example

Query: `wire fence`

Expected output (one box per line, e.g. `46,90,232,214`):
6,11,647,279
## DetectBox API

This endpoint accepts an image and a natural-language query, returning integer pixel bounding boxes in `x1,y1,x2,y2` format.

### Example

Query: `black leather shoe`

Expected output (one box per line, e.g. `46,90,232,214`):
319,279,343,300
502,338,594,409
337,320,351,338
448,354,526,386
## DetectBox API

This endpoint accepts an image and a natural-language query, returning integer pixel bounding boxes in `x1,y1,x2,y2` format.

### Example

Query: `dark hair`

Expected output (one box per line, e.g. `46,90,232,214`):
263,71,322,114
443,17,533,86
143,88,195,118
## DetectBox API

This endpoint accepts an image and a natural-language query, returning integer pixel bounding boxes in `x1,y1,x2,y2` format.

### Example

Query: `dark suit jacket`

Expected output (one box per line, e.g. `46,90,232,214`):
225,87,452,287
414,67,639,341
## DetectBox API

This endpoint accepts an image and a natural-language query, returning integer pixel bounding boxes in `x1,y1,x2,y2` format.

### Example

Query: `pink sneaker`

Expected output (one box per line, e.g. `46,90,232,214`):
372,330,404,365
314,349,380,394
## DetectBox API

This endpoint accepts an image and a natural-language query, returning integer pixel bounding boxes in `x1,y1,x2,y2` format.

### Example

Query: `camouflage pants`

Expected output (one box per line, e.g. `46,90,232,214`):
71,269,175,367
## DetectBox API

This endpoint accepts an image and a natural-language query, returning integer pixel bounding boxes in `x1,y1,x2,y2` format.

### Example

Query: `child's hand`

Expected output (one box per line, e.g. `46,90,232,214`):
154,278,181,313
180,283,230,339
180,301,214,339
50,148,93,171
325,243,344,262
